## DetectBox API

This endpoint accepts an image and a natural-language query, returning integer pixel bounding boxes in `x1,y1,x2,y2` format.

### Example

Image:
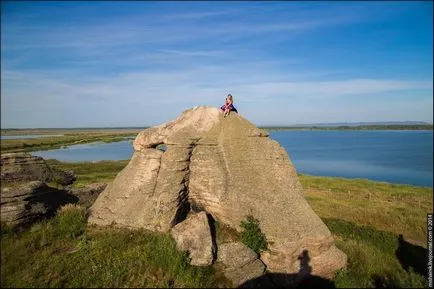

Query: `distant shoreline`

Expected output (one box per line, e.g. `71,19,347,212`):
1,124,433,135
262,124,433,131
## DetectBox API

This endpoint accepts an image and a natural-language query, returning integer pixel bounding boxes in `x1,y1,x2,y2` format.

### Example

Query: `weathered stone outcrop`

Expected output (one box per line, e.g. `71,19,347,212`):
1,181,78,225
171,211,214,266
1,152,76,185
1,153,79,225
88,106,347,281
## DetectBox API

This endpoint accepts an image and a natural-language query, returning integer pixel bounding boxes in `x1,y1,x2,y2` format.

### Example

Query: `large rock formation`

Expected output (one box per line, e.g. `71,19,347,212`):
88,106,347,280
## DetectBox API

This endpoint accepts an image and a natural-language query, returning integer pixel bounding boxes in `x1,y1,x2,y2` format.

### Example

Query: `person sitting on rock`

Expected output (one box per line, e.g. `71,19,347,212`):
220,94,237,117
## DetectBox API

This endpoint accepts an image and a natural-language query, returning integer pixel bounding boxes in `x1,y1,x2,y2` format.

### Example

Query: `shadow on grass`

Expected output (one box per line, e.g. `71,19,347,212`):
395,234,427,276
238,250,336,289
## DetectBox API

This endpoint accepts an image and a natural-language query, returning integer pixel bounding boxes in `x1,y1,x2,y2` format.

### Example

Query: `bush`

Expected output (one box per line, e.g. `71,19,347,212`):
54,204,86,238
240,215,268,254
51,175,65,189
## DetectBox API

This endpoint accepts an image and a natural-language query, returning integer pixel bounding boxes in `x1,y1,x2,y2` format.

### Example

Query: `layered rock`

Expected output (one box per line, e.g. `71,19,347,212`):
1,153,78,225
88,106,347,280
88,107,221,231
1,181,78,225
1,152,76,185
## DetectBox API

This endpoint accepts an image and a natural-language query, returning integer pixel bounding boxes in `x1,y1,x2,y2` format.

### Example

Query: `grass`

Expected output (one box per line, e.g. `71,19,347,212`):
1,160,432,288
327,218,427,288
1,128,143,136
299,174,433,245
46,159,129,187
1,130,139,153
1,205,220,288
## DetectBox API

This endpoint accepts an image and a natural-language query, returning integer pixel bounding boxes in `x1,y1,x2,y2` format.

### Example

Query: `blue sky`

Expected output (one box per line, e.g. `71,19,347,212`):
1,1,433,128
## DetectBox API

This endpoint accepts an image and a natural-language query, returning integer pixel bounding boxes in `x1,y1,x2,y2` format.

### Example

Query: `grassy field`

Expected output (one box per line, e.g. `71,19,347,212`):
1,129,141,153
1,128,144,135
1,160,432,288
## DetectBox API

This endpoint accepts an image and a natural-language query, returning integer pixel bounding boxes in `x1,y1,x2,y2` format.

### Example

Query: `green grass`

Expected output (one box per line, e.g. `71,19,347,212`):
1,160,432,288
1,205,220,288
300,174,433,244
326,218,427,288
46,159,129,187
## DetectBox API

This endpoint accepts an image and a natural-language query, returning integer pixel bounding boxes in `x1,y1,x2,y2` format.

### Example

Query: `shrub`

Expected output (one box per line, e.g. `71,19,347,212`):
240,215,268,254
51,176,65,189
54,204,86,238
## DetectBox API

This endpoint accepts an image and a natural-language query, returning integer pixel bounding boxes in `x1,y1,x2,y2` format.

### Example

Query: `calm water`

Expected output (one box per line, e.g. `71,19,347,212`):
32,141,134,163
30,130,433,187
270,130,433,187
1,134,63,140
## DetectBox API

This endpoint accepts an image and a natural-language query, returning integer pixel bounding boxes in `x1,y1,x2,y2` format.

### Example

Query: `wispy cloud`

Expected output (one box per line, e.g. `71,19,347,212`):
1,1,432,127
236,79,433,100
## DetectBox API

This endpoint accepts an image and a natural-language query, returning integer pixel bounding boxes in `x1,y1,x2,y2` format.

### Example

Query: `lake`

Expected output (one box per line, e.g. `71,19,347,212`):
30,130,433,187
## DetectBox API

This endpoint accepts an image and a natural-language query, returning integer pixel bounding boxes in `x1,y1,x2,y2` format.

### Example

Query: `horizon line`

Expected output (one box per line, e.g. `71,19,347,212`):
1,121,432,130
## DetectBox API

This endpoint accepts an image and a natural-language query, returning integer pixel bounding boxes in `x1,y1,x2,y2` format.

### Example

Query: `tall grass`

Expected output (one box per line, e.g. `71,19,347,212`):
1,205,219,288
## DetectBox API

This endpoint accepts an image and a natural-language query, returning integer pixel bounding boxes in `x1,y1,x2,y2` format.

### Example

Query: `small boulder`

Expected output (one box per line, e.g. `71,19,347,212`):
171,211,214,266
216,242,266,287
70,183,107,209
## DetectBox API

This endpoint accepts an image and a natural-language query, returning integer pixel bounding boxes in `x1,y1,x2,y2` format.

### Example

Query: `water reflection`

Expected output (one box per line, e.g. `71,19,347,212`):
32,140,133,162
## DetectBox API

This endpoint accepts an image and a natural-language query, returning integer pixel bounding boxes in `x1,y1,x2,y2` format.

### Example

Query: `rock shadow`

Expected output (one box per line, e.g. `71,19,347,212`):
238,250,336,289
206,213,218,263
395,234,427,276
27,186,79,220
